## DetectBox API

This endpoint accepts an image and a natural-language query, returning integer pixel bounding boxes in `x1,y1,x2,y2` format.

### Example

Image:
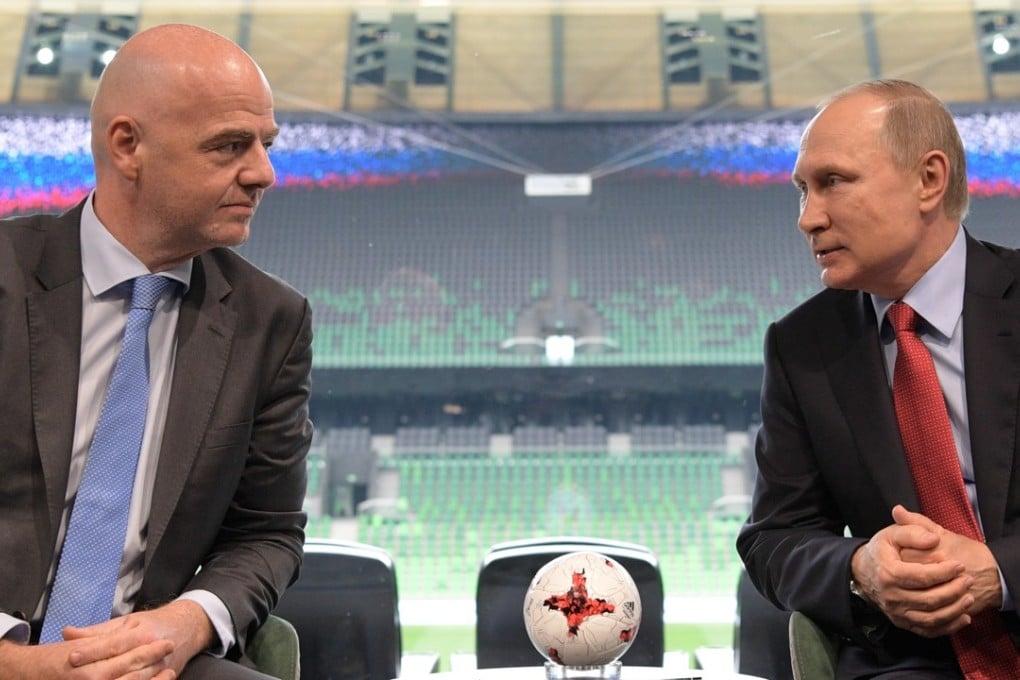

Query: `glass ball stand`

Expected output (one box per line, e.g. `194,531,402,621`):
545,661,623,680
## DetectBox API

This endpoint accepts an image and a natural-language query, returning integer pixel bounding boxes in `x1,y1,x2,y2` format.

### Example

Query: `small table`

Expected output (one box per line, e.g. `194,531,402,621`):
396,667,767,680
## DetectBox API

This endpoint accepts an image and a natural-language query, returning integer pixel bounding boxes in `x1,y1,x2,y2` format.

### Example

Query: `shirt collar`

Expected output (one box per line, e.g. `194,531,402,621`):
80,192,192,297
871,226,965,340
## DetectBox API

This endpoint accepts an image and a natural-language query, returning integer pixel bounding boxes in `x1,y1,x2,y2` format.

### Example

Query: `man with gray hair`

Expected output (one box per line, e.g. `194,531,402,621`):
739,80,1020,678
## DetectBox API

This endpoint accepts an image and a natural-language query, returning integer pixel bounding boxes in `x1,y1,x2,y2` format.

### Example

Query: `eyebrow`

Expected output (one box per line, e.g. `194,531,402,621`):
204,127,279,148
792,161,844,184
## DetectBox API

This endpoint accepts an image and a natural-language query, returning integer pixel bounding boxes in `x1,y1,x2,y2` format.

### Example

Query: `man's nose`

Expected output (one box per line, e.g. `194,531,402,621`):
797,192,827,235
242,145,275,189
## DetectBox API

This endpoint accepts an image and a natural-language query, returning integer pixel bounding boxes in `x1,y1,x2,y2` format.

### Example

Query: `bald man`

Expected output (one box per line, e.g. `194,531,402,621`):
0,24,312,679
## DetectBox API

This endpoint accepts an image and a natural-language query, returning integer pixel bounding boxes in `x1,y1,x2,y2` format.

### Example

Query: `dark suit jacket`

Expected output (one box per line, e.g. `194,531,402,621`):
0,202,313,657
737,233,1020,673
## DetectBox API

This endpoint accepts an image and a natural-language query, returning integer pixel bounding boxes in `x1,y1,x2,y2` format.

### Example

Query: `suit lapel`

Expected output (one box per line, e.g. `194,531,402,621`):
820,291,919,510
144,254,237,565
26,211,85,538
962,236,1020,541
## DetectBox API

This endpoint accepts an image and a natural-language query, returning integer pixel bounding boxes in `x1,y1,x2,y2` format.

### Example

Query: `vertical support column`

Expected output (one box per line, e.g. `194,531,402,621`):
699,12,729,105
658,12,669,110
387,13,416,102
861,5,881,78
11,5,39,103
446,14,457,111
551,11,564,110
237,0,252,52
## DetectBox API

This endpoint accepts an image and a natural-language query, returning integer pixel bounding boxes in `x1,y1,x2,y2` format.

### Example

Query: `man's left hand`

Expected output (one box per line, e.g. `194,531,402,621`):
61,600,215,676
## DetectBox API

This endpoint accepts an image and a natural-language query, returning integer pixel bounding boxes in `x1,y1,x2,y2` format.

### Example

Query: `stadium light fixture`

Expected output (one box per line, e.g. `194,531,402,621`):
36,47,55,65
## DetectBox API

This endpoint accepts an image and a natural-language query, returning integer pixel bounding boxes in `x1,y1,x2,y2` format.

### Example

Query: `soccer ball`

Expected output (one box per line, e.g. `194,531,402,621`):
523,551,641,667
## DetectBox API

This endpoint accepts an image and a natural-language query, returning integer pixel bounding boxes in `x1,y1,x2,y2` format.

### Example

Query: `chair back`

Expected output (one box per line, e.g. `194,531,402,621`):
789,611,839,680
475,536,664,669
248,614,301,680
274,538,401,680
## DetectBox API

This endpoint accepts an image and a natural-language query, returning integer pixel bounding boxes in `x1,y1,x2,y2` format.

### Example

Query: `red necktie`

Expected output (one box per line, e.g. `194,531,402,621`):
889,301,1019,679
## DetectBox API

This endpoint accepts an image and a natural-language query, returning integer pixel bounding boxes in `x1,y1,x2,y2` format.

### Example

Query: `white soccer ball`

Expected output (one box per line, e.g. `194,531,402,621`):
523,551,642,667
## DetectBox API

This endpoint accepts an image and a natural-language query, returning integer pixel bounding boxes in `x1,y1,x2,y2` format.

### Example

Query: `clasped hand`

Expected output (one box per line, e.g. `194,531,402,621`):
850,504,1003,638
0,600,212,679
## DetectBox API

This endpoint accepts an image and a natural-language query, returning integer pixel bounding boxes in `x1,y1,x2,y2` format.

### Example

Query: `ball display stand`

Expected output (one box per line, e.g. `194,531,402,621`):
545,661,623,680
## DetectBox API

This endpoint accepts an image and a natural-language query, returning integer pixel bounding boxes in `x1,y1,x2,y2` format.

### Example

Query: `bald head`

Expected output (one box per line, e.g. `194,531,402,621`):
87,23,278,271
91,24,270,163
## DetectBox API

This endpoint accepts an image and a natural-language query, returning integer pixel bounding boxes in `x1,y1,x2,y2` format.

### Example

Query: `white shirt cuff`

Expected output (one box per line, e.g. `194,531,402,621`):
177,590,235,657
0,613,30,644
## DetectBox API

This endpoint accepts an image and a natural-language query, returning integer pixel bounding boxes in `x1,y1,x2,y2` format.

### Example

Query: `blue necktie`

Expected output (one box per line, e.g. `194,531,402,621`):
40,275,176,642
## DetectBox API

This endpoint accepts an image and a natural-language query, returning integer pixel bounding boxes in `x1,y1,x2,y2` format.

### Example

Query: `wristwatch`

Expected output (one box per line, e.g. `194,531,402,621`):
849,577,885,641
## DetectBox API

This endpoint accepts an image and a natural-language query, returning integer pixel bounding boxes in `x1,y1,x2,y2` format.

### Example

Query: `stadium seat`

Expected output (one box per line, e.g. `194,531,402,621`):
474,536,664,669
273,538,404,680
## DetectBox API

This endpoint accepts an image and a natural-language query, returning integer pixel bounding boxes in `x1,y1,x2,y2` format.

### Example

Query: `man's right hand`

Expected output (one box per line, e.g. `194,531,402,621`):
851,505,975,638
0,617,175,679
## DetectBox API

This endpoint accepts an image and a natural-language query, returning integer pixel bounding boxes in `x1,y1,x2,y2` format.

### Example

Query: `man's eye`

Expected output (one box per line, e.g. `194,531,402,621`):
215,140,246,154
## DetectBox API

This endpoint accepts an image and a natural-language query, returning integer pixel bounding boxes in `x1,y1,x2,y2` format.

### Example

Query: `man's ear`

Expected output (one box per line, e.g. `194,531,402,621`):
106,115,142,181
918,149,949,215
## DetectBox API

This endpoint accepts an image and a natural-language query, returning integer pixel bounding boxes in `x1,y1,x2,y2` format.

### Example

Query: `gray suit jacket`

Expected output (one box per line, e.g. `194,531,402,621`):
737,233,1020,672
0,202,313,655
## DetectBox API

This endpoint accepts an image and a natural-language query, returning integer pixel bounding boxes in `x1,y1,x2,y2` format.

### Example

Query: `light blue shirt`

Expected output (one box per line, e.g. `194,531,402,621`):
2,194,235,652
871,226,1012,611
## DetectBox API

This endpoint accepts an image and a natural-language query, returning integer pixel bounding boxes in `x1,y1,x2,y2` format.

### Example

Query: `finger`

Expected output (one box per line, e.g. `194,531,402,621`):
900,591,975,638
902,612,973,639
885,572,972,613
66,623,165,667
885,522,940,552
76,638,175,677
121,638,176,673
63,615,133,641
881,557,965,591
892,505,944,534
900,547,942,564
